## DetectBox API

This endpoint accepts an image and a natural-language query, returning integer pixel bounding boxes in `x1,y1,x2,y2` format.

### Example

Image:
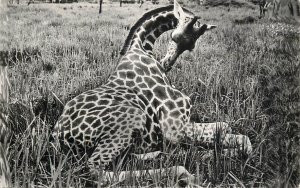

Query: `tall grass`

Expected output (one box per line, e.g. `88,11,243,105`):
2,2,300,187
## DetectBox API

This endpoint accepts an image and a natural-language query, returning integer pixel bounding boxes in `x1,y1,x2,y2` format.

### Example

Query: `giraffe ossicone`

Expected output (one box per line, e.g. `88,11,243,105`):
53,0,252,185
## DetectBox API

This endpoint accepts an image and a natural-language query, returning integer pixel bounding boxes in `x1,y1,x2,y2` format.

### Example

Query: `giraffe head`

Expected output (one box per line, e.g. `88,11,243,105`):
161,0,217,72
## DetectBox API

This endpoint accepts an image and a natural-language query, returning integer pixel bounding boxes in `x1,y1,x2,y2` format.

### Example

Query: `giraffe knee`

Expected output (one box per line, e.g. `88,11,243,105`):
241,135,252,154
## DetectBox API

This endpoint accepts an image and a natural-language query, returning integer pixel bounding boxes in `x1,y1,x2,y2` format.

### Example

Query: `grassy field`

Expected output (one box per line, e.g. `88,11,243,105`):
1,0,300,187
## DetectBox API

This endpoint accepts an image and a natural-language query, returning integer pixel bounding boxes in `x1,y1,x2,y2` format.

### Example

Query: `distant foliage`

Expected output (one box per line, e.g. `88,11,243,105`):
247,0,261,5
204,0,255,8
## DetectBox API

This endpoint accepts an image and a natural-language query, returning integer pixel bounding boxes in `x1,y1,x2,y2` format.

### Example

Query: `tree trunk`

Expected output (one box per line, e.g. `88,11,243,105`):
99,0,103,14
0,52,10,188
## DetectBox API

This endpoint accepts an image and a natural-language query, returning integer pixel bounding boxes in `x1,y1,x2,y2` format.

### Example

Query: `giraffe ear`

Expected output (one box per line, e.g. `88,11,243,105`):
206,24,217,30
174,0,184,19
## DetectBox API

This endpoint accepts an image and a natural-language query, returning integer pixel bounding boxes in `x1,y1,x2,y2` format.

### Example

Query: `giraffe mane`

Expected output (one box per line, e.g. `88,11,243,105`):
120,5,193,55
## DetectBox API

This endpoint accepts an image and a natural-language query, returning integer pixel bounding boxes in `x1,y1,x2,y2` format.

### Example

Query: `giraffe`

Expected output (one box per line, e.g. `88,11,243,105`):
53,1,252,184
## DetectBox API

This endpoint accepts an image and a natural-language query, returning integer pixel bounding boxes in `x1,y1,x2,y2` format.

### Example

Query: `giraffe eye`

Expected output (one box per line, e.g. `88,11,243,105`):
184,17,190,23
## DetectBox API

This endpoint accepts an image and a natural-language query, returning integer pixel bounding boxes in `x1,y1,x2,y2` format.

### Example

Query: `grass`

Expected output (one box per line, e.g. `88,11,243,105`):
1,1,299,187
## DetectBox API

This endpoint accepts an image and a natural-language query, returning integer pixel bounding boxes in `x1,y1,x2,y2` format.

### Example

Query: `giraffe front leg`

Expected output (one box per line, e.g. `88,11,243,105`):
194,122,232,134
193,122,232,144
222,134,252,155
131,151,166,160
192,122,252,155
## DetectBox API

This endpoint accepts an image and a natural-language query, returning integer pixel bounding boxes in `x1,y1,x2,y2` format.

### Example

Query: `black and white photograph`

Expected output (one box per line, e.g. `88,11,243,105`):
0,0,299,187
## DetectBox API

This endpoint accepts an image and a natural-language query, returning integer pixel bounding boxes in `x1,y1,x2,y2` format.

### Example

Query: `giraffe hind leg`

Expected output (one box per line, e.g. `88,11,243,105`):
87,106,154,174
101,166,196,186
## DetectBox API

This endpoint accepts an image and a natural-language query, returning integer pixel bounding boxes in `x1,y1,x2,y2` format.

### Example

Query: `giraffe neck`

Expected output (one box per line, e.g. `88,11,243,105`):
120,5,179,56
